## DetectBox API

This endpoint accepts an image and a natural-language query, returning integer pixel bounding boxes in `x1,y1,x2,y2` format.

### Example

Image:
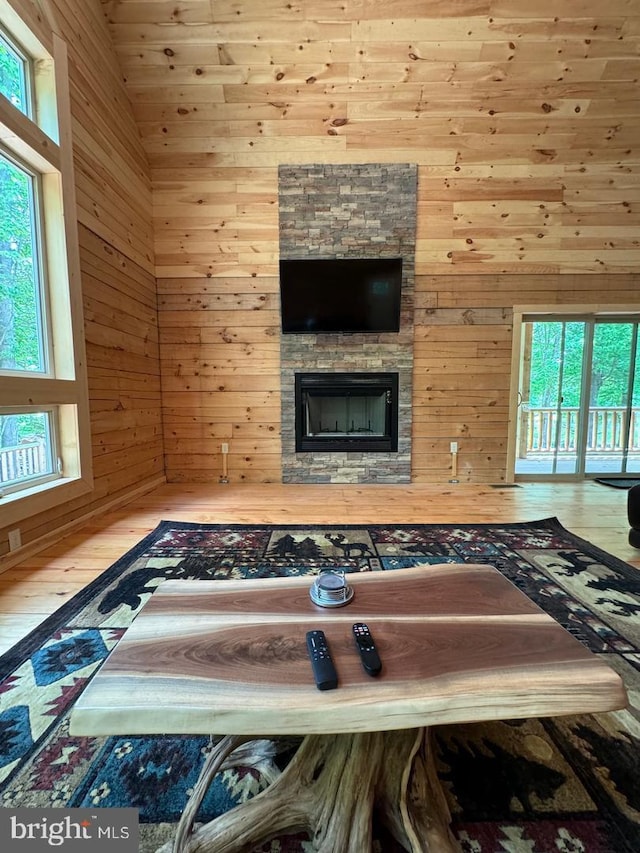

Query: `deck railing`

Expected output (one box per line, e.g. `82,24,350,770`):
521,406,640,455
5,412,639,468
0,441,48,484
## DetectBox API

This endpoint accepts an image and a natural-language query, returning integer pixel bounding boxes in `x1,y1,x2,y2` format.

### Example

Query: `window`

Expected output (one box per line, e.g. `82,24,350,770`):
0,29,31,115
1,149,50,375
0,9,91,523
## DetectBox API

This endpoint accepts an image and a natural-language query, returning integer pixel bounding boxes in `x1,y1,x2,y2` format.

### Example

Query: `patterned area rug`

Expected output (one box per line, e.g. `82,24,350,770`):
1,517,639,853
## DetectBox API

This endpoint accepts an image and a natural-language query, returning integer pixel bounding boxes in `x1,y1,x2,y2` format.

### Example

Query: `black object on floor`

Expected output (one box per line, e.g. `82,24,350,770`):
628,483,640,547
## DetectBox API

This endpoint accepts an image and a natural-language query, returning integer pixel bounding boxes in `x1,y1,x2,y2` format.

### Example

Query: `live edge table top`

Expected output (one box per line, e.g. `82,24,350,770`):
69,564,628,738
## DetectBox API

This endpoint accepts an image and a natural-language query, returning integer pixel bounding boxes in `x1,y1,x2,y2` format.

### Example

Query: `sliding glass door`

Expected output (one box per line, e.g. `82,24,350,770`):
515,316,640,478
585,321,640,475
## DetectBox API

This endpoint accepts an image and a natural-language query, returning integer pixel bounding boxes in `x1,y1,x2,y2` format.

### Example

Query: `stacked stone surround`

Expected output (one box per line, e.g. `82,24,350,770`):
279,163,417,484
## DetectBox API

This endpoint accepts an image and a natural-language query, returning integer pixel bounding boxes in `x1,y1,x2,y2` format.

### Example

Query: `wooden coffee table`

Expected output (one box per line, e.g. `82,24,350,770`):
70,563,627,853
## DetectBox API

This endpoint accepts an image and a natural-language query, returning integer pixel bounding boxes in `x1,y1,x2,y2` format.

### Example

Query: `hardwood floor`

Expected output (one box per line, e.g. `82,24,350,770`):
0,481,638,658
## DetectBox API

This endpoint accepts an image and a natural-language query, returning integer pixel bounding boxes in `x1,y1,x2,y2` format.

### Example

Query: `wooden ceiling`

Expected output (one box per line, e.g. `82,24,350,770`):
100,1,640,277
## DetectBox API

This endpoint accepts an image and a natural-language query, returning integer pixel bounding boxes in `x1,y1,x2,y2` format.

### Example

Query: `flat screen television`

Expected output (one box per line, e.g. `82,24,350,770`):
279,257,402,334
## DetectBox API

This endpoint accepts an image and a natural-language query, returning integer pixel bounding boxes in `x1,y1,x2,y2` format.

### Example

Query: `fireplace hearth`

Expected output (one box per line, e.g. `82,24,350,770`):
295,373,398,453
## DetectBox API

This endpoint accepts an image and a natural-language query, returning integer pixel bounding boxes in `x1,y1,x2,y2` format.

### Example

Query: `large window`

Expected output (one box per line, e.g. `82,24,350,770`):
0,9,91,524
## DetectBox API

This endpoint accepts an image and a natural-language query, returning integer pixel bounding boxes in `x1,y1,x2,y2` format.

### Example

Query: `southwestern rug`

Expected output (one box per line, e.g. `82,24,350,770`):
1,517,639,853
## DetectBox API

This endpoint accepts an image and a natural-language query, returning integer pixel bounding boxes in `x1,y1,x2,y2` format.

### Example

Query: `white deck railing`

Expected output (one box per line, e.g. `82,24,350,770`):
521,406,640,455
0,441,47,484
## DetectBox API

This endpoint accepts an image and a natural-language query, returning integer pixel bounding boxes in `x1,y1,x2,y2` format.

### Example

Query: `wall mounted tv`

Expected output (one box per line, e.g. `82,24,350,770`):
279,257,402,334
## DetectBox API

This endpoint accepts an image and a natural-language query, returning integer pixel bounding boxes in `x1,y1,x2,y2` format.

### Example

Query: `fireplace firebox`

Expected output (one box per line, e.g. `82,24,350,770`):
295,373,398,453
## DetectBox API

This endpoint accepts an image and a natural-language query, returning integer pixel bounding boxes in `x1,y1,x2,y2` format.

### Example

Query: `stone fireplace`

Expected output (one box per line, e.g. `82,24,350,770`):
279,163,417,484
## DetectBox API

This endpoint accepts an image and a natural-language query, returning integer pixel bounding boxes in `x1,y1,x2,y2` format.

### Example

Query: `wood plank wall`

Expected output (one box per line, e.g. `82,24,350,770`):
100,1,640,484
66,0,639,492
0,0,163,559
101,1,640,485
414,273,639,482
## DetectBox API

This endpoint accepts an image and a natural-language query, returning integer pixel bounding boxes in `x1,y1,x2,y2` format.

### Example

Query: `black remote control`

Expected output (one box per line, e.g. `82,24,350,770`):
352,623,382,676
306,630,338,690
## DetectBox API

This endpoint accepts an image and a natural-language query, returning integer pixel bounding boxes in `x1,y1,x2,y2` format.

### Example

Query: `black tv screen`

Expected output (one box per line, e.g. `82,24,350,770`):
279,257,402,334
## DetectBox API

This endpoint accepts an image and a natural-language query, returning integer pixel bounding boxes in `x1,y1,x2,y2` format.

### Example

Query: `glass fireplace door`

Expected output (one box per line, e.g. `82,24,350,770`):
295,373,398,453
306,390,387,438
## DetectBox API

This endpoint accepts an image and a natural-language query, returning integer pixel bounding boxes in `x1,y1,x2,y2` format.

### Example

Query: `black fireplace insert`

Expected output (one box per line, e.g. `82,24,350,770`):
295,372,398,453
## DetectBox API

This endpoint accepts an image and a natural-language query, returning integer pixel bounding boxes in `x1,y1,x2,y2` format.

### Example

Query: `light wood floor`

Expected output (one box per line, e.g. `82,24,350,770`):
1,481,638,658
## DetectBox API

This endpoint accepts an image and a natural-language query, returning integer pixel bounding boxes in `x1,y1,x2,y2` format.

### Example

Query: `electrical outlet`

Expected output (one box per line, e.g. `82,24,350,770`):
221,442,229,454
450,441,458,453
8,528,21,551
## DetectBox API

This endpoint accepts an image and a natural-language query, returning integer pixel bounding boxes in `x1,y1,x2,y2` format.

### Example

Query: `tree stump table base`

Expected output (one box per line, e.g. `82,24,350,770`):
157,727,460,853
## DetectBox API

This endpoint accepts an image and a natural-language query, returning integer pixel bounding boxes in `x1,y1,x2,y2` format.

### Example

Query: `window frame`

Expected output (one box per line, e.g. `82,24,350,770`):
0,5,92,525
